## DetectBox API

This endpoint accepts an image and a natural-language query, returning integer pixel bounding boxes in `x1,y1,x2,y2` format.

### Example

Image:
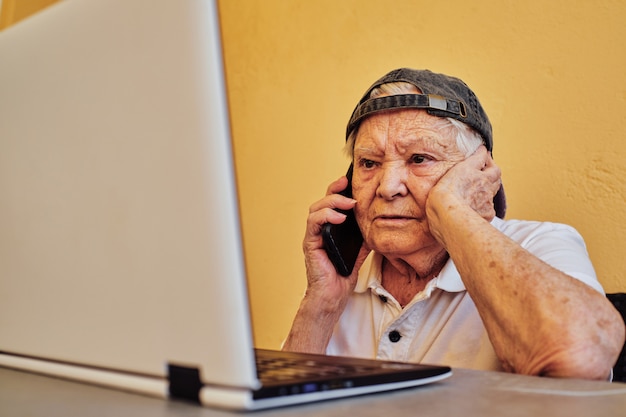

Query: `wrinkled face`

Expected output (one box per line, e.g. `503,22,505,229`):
352,109,466,258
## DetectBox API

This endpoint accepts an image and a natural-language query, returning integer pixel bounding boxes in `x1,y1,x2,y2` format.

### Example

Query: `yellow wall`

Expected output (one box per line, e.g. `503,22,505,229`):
218,0,626,349
0,0,59,29
3,1,626,350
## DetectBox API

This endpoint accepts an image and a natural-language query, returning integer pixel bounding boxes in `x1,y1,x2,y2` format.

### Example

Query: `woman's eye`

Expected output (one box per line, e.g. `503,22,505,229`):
359,159,377,169
411,154,429,164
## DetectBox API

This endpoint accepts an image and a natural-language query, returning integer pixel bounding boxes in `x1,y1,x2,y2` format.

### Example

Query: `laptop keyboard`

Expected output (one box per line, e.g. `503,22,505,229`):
255,350,378,384
252,348,450,399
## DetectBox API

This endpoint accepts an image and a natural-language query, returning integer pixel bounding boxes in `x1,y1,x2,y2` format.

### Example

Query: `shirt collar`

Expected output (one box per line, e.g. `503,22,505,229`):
433,258,465,292
354,251,467,294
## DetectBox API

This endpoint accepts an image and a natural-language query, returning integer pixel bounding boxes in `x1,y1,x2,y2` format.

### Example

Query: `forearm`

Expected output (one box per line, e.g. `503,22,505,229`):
431,203,624,379
282,295,343,354
285,175,365,353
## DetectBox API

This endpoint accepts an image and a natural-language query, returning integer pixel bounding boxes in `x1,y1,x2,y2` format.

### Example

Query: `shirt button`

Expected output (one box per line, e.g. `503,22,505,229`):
388,330,401,343
379,295,388,303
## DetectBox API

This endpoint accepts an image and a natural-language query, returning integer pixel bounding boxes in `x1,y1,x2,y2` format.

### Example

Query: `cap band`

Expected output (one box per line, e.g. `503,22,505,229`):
347,94,467,139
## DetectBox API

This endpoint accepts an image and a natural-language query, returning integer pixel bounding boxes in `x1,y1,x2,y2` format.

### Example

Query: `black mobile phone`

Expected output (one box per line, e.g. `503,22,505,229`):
321,164,364,276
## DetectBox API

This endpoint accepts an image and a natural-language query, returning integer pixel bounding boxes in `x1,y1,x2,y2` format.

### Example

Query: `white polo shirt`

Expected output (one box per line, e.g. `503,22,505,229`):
325,217,604,371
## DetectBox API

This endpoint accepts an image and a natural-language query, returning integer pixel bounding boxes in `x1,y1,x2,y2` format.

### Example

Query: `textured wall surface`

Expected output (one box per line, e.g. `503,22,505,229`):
219,0,626,348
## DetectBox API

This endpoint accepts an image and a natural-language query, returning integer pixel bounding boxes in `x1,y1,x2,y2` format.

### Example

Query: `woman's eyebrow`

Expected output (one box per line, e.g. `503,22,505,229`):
353,145,382,156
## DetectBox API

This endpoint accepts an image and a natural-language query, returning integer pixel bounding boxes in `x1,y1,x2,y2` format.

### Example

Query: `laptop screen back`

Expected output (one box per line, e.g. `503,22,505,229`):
0,0,259,390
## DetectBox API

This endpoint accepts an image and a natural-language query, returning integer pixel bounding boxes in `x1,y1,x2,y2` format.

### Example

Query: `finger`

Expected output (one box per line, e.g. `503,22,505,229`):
309,193,357,214
303,210,348,257
326,176,349,196
482,156,502,185
467,145,491,169
307,208,350,235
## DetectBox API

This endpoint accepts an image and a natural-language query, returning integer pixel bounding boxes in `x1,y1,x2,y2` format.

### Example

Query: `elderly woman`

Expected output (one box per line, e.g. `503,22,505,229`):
283,68,624,380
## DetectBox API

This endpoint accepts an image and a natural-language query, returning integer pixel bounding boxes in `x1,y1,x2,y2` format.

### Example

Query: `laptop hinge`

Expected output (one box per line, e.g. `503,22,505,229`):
167,364,203,403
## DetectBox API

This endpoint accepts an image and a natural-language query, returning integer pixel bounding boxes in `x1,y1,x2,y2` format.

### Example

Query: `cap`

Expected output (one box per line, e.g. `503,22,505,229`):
346,68,493,149
345,68,506,218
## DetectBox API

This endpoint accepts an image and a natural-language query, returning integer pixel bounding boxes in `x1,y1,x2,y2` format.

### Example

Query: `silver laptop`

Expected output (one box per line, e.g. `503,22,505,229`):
0,0,451,410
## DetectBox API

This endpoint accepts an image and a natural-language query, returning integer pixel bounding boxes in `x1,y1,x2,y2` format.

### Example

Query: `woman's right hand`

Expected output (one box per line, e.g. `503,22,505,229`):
283,175,370,354
302,175,369,312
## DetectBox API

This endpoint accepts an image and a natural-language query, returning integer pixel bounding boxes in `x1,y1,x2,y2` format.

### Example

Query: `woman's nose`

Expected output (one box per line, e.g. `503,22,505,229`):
376,164,408,200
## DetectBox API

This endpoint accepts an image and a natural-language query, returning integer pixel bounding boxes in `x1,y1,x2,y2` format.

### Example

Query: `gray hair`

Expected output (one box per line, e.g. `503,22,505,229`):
344,82,483,159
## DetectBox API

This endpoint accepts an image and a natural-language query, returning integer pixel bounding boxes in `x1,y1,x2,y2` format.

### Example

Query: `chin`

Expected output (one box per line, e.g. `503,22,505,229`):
368,238,418,257
366,231,437,257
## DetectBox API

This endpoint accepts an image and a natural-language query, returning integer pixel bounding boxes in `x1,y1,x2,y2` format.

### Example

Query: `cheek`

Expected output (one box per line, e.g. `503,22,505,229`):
351,181,373,218
406,175,441,202
351,178,368,208
353,192,369,231
351,188,373,240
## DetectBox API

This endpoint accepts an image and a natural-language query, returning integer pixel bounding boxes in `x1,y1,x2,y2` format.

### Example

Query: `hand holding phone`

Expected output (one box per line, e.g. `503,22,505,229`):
321,164,364,276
